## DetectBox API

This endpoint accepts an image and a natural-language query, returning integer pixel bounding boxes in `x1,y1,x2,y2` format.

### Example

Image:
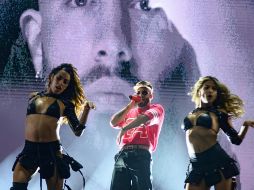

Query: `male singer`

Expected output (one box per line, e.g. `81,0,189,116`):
110,81,165,190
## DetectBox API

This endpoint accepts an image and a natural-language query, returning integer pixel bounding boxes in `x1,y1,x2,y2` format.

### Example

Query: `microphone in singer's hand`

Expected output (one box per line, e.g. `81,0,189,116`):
129,95,141,102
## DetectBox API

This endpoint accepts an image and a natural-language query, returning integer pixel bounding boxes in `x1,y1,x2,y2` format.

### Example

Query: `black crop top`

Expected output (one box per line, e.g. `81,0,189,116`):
26,91,86,131
183,111,212,130
182,107,242,145
27,92,61,119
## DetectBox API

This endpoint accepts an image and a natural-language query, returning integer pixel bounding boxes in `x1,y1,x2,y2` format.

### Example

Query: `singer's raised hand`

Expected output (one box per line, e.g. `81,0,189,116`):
129,95,141,102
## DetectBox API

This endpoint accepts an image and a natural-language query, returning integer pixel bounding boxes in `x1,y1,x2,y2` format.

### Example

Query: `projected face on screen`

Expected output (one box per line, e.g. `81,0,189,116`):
15,0,199,112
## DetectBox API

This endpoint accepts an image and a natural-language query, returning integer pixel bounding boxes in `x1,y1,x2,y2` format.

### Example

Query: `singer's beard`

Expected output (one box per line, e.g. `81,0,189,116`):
138,99,150,108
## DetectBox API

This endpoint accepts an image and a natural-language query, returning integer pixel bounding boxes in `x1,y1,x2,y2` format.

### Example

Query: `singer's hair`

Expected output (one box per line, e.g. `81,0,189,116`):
133,81,153,93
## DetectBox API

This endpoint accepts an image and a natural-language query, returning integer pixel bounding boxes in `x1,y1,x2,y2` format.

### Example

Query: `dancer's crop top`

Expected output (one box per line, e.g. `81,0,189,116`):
27,92,61,119
27,91,86,131
182,107,242,145
184,112,212,130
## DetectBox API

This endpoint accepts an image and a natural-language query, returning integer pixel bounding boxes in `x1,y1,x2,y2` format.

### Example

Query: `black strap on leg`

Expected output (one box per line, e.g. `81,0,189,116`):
64,180,72,190
11,182,28,190
40,173,43,190
62,163,86,190
78,169,86,190
61,144,86,190
37,145,45,190
232,177,237,190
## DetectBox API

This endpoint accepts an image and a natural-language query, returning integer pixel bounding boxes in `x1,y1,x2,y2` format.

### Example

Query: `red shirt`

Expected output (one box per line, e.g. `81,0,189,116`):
112,103,165,152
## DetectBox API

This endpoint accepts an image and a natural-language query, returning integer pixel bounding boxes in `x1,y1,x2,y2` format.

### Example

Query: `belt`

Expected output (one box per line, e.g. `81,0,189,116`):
122,144,150,151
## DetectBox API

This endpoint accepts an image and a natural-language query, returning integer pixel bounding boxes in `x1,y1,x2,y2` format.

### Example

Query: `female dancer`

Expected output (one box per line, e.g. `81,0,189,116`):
183,76,254,190
10,63,95,190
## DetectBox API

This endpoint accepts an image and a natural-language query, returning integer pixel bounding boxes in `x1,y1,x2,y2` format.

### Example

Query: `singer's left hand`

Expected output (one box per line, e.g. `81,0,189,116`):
118,128,126,144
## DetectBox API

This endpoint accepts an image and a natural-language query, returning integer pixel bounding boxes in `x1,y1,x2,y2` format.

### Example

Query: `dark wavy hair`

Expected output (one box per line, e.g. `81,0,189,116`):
46,63,86,117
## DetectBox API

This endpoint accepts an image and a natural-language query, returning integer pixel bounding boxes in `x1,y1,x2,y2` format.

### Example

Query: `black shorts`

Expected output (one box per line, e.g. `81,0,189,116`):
12,140,70,179
185,143,239,187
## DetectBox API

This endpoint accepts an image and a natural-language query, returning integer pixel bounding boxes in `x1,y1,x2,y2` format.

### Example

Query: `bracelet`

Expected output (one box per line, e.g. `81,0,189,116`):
76,124,86,131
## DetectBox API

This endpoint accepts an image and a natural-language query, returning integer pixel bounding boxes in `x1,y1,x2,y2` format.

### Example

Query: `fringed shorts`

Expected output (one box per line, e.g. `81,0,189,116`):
12,140,70,179
185,143,239,187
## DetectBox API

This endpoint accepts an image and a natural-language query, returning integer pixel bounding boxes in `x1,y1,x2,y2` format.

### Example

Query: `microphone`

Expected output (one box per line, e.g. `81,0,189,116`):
129,95,141,102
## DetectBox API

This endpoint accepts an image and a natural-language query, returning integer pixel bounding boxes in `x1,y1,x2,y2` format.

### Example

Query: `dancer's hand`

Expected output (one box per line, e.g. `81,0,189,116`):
84,100,96,110
243,120,254,128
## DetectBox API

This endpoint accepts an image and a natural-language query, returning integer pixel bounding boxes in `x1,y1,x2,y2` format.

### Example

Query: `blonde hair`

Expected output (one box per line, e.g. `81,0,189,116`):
190,76,244,118
46,63,86,123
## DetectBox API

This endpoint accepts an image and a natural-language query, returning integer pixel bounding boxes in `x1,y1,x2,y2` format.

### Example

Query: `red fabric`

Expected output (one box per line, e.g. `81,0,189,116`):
112,104,164,152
